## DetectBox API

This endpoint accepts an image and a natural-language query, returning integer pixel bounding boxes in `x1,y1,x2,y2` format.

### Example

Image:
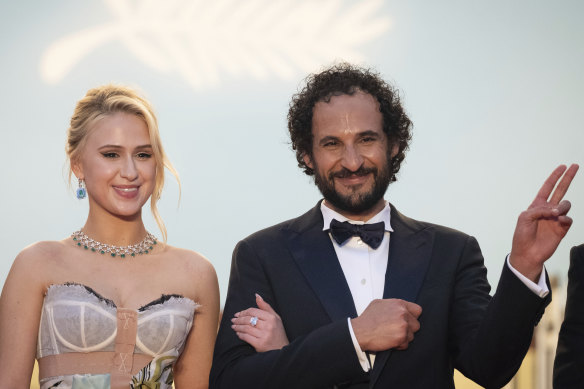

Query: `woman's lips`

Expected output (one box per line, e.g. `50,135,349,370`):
113,185,139,198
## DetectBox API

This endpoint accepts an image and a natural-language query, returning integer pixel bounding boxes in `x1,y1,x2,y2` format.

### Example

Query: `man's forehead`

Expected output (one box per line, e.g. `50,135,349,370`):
310,94,384,142
312,92,381,123
314,90,379,111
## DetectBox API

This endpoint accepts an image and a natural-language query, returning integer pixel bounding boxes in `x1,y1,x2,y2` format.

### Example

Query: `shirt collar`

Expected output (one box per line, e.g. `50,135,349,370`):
321,200,393,232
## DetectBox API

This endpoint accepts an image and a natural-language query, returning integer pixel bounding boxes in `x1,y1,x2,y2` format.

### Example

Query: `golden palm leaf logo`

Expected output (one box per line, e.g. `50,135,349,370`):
40,0,390,89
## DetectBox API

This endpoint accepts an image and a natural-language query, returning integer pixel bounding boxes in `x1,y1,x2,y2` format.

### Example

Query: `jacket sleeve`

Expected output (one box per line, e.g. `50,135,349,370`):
209,239,366,389
451,236,551,388
553,245,584,388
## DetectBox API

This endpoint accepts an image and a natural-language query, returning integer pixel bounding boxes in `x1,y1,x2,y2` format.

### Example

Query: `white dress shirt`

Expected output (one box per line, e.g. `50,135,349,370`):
320,200,549,372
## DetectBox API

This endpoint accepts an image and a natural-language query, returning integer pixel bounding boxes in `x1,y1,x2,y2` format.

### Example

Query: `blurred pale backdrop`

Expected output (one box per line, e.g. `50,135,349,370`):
1,0,582,311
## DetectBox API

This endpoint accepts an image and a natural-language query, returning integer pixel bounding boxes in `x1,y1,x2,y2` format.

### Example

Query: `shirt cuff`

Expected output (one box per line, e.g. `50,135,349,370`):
506,255,549,298
347,318,371,371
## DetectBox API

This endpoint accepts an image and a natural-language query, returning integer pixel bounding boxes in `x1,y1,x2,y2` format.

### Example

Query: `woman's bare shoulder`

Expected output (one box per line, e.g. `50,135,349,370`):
6,240,70,294
163,245,216,275
14,239,70,267
159,245,218,301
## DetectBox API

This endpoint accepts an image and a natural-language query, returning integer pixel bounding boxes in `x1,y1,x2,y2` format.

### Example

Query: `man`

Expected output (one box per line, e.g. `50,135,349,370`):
554,244,584,388
210,63,578,388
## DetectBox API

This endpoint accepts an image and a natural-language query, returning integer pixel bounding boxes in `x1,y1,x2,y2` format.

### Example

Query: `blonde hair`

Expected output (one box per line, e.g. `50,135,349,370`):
66,84,179,242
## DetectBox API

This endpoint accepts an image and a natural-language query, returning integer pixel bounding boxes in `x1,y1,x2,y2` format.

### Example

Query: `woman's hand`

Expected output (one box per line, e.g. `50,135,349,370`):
231,294,289,352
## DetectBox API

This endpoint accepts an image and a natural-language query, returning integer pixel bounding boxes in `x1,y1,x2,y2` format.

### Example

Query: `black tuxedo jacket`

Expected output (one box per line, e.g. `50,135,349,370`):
554,244,584,388
210,202,550,389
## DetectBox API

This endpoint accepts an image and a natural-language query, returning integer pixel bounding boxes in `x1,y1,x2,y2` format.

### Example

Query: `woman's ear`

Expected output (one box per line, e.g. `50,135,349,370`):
71,159,83,180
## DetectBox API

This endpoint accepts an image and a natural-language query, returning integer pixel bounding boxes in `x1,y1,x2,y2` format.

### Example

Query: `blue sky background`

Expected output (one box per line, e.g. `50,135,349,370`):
1,0,582,305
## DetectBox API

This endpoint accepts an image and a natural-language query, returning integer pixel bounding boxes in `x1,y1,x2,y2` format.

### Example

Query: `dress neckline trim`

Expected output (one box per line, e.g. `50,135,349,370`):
45,282,198,312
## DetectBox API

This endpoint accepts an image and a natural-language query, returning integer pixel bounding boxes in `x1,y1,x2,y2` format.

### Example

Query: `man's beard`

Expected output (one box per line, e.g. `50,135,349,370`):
313,160,391,214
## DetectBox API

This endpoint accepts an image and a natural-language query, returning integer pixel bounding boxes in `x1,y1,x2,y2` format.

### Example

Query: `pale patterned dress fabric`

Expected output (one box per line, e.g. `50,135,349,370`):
37,283,198,388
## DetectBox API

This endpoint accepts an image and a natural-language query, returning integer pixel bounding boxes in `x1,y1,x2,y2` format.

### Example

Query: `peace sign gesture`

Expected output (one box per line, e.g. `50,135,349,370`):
510,164,579,282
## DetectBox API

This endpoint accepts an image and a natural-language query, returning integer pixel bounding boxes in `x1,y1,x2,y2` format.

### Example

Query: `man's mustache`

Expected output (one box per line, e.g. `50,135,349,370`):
329,166,377,179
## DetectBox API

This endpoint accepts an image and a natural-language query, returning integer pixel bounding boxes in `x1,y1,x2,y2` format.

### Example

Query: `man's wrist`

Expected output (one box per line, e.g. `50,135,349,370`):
508,253,543,283
507,255,549,298
347,318,371,371
350,316,368,351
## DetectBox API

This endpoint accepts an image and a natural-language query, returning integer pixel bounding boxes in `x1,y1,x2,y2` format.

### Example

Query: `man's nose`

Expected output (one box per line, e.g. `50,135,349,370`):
341,144,364,172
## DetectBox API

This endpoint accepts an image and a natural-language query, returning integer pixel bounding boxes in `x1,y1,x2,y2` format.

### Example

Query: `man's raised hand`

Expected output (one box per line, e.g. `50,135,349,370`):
510,164,579,282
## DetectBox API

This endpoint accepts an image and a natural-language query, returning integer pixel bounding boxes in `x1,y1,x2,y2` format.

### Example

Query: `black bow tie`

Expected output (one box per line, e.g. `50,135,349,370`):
329,219,386,249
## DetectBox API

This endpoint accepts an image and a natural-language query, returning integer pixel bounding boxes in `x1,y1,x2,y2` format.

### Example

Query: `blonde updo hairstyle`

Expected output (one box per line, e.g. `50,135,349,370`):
66,84,178,242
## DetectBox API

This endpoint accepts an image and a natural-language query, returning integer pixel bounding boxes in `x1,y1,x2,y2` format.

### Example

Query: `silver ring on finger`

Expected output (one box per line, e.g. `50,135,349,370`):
250,316,258,327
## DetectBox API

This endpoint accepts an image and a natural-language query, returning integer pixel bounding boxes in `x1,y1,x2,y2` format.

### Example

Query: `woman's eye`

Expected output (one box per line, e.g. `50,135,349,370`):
102,152,118,158
136,152,152,159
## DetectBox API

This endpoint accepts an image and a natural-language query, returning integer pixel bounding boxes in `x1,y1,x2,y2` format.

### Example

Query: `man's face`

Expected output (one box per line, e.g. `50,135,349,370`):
303,91,398,218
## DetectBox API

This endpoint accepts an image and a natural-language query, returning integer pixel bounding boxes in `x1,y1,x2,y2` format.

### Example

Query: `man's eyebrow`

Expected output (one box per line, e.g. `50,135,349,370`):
358,130,381,137
318,136,340,145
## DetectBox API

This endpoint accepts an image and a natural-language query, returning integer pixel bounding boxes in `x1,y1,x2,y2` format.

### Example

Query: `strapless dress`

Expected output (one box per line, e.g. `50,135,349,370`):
36,283,198,389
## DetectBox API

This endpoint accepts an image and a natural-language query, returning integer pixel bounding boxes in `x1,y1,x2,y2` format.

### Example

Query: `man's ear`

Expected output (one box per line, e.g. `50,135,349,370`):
390,144,399,159
302,153,314,170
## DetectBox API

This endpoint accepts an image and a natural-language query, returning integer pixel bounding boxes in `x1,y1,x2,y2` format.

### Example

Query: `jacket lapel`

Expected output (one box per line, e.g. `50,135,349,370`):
382,207,434,301
287,202,358,321
370,205,434,387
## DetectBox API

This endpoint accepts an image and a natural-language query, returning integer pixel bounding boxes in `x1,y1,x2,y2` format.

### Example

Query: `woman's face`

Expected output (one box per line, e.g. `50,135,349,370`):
73,112,156,220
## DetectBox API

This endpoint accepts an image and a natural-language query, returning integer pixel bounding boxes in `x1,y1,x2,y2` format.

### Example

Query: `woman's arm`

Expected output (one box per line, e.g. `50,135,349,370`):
0,244,48,389
173,253,220,389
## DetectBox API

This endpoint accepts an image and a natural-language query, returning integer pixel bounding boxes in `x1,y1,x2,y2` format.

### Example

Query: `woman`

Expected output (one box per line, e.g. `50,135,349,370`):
0,85,219,388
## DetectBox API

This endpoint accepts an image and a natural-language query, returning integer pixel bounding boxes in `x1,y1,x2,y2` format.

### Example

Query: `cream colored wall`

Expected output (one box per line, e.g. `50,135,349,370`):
30,362,39,389
454,370,484,389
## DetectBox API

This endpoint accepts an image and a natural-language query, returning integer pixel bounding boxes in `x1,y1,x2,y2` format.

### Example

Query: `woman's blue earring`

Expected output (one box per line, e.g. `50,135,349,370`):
76,179,87,200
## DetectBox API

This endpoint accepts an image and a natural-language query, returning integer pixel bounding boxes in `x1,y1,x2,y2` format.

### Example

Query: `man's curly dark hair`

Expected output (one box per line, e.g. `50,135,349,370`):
288,63,412,182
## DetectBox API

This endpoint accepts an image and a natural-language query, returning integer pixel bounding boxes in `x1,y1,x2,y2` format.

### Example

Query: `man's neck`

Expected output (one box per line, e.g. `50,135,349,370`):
322,198,387,222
